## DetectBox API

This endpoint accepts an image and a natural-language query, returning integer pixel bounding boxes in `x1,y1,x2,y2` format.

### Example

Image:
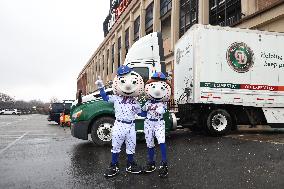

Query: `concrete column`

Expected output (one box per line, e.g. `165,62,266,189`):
241,0,257,17
140,0,146,37
129,12,134,47
88,67,91,93
91,61,94,92
108,43,112,81
104,49,108,83
87,67,90,93
198,0,209,24
114,32,118,76
153,0,161,32
121,23,126,65
99,51,104,80
94,58,97,89
171,0,180,50
91,65,93,92
96,57,100,90
99,53,103,83
85,69,87,93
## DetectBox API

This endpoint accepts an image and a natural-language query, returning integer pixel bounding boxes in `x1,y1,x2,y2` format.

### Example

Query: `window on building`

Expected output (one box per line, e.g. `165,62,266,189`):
160,0,172,17
134,16,140,42
145,2,154,33
209,0,242,26
118,37,121,68
125,28,129,55
106,49,109,75
112,44,115,73
180,0,198,37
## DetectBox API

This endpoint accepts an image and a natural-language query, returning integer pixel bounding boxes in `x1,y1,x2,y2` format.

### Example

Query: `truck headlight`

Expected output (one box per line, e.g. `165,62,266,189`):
72,110,82,119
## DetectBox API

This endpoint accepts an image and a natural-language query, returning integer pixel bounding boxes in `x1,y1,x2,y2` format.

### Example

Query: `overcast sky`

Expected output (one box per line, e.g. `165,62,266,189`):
0,0,109,102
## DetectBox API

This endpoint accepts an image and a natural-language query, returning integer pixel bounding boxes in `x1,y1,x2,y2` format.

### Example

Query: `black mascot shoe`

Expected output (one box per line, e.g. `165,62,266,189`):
104,163,119,178
158,162,168,178
126,161,142,174
143,162,156,173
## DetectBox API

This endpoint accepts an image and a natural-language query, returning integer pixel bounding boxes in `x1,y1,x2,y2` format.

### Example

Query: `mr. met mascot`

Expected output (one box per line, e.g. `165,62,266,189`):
142,72,171,178
95,65,144,178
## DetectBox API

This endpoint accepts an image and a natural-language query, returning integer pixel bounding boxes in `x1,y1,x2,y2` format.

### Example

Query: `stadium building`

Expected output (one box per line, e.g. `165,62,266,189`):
77,0,284,95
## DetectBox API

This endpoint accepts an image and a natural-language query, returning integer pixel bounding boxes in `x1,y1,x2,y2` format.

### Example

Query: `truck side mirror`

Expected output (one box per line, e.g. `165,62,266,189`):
107,80,113,87
77,89,82,105
166,71,172,80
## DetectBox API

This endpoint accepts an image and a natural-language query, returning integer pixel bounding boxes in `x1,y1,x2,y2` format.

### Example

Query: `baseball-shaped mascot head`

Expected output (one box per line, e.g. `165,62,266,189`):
112,65,144,97
145,72,171,101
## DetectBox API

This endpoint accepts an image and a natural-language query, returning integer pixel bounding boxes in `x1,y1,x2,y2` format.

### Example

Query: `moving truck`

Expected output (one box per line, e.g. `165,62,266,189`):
174,24,284,135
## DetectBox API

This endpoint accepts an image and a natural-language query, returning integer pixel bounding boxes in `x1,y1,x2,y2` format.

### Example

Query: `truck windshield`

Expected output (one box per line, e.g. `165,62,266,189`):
51,103,64,112
132,67,149,83
64,103,72,110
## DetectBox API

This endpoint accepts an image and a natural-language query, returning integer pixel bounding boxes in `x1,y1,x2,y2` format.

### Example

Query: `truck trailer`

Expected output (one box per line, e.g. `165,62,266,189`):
174,24,284,135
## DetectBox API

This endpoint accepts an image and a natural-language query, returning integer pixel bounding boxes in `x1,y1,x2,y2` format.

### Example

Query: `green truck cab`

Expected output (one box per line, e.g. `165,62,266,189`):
70,88,174,145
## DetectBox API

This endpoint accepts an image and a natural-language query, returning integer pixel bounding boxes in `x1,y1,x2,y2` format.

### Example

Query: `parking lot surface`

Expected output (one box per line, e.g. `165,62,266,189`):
0,114,283,189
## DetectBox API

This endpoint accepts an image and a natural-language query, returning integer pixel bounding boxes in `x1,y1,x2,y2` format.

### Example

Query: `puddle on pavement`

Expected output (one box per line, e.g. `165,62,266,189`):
227,126,284,144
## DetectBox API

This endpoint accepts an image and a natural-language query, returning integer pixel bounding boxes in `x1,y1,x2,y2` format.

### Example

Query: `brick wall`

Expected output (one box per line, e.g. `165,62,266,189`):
257,0,281,10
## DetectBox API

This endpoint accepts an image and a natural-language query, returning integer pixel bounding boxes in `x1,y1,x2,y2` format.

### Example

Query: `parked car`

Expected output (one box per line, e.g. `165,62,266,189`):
21,110,31,114
0,109,21,115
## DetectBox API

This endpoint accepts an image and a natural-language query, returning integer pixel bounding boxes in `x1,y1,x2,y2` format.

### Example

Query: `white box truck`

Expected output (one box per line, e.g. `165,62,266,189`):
174,24,284,135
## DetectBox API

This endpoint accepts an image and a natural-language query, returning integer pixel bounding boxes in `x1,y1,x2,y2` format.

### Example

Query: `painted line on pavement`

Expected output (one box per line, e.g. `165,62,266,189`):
26,133,57,136
0,132,29,155
0,135,22,137
0,122,18,128
0,130,50,133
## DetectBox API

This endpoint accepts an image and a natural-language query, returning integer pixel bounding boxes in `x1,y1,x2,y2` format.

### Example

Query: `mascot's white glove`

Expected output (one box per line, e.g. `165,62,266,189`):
156,106,166,114
95,76,104,89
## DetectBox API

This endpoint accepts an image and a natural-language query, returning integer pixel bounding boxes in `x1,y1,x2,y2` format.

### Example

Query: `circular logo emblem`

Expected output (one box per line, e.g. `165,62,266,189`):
226,42,254,73
176,48,181,64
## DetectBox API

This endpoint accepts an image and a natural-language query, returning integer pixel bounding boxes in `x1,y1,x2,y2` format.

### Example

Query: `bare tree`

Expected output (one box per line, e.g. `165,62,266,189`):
0,92,48,114
50,97,60,103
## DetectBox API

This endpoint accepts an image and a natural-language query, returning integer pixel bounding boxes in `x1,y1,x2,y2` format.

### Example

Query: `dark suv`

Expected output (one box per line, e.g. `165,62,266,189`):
48,103,64,124
48,101,73,124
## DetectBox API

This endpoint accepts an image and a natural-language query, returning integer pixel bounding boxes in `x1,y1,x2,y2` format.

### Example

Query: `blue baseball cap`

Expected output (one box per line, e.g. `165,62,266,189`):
151,72,166,81
117,65,132,76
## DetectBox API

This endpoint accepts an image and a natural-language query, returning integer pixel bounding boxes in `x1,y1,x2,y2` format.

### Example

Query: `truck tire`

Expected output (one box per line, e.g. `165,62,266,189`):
205,109,232,136
91,117,115,146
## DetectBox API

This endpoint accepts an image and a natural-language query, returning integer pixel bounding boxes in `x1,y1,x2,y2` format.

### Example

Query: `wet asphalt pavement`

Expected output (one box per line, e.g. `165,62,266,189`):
0,114,283,189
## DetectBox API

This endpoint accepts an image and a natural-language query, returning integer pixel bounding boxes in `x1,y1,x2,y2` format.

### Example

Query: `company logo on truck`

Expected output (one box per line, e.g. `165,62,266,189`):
227,42,254,73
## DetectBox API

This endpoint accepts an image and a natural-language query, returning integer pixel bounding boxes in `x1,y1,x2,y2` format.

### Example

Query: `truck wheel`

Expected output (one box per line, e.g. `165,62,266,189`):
91,117,114,146
205,109,232,136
